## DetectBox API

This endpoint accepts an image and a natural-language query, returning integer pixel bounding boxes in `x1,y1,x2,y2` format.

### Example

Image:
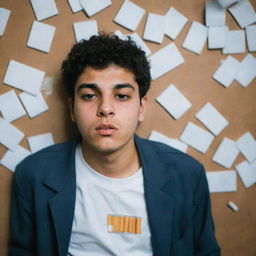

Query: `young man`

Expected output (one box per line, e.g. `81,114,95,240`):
9,34,220,256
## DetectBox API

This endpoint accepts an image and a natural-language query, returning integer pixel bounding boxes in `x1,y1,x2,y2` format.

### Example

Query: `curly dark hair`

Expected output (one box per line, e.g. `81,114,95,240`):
61,33,151,99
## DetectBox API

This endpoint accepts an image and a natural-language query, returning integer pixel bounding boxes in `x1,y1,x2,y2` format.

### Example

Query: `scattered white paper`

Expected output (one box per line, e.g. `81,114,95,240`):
212,138,240,168
212,55,240,87
228,201,239,211
229,0,256,28
0,118,24,151
217,0,239,8
3,60,45,95
236,160,256,188
114,30,128,40
156,84,192,120
206,171,237,193
114,0,145,31
0,8,11,36
19,92,49,118
29,0,59,21
236,132,256,162
80,0,112,17
180,122,215,154
164,7,188,40
41,76,56,95
0,90,26,122
73,20,98,43
0,145,31,172
205,0,226,27
222,30,246,54
208,26,228,49
246,25,256,52
67,0,82,13
27,133,54,153
148,42,184,80
182,21,208,55
27,21,56,53
130,32,151,56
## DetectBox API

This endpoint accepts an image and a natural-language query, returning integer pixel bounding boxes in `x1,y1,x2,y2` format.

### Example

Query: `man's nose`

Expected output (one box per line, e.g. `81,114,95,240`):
96,96,115,117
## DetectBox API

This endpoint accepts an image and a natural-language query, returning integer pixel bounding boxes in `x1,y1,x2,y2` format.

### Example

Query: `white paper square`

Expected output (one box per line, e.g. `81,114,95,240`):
3,60,45,95
80,0,112,17
250,159,256,172
73,20,98,42
164,7,188,40
236,160,256,188
0,8,11,36
217,0,239,8
27,21,56,53
0,118,24,150
208,26,228,49
27,133,54,153
236,132,256,162
212,55,240,87
130,32,151,56
0,145,31,172
246,25,256,52
195,102,228,136
206,171,237,193
205,0,226,27
67,0,83,13
29,0,59,21
143,13,165,44
0,90,26,122
182,21,208,55
148,43,184,80
114,0,145,31
156,84,192,120
229,0,256,28
222,30,246,54
212,138,240,168
19,92,49,118
180,122,215,154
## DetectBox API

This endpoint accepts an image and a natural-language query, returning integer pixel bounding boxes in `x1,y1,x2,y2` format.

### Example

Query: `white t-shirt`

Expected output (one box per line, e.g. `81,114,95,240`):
67,144,153,256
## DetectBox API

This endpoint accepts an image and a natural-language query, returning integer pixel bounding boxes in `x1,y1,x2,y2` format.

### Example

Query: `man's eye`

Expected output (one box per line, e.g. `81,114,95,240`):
116,94,130,100
82,94,96,101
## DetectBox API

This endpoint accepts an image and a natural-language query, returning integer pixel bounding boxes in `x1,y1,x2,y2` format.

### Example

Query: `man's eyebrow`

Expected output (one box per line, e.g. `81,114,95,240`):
114,83,135,90
77,83,98,91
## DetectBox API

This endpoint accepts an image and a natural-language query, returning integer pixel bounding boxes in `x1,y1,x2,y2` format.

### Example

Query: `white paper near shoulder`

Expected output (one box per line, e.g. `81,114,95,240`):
3,60,45,96
208,26,228,49
73,20,98,42
228,201,239,211
148,43,184,80
0,90,26,122
67,0,82,13
246,25,256,52
212,138,240,168
149,130,188,153
205,0,226,27
0,146,31,172
19,92,49,118
217,0,239,8
212,55,240,87
114,0,145,31
180,122,215,154
28,133,54,153
0,8,11,36
143,13,165,44
0,118,24,151
130,33,151,56
236,160,256,188
222,30,245,54
182,21,208,55
29,0,59,21
164,7,188,40
236,132,256,162
206,171,237,193
156,84,192,120
80,0,111,17
228,0,256,28
27,21,56,53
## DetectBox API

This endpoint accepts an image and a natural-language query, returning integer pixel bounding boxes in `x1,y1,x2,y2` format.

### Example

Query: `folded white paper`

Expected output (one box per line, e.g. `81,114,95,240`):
130,32,151,56
0,90,26,122
180,122,215,154
67,0,82,13
212,55,240,87
228,0,256,28
156,84,192,120
246,25,256,52
182,21,208,55
205,0,226,26
28,133,54,153
206,171,237,193
236,160,256,188
29,0,59,21
114,0,145,31
4,60,45,95
212,138,240,168
148,43,184,80
208,26,228,49
73,20,98,43
217,0,239,8
227,201,239,211
236,132,256,162
222,30,246,54
0,118,24,150
80,0,111,17
0,8,11,36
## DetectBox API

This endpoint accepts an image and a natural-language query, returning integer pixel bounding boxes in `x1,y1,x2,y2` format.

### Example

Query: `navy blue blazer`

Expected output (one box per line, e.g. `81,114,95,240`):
9,135,220,256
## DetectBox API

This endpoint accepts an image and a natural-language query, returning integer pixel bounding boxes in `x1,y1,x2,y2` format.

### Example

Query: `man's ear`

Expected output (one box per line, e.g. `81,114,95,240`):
68,97,75,122
139,96,147,123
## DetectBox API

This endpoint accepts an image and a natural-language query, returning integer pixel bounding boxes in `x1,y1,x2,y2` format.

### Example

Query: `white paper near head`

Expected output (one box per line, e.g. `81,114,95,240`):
73,20,98,43
217,0,239,8
67,0,82,13
205,0,226,26
80,0,112,17
246,25,256,52
130,33,151,57
208,26,228,49
0,8,11,36
28,133,54,153
236,160,256,188
222,30,246,54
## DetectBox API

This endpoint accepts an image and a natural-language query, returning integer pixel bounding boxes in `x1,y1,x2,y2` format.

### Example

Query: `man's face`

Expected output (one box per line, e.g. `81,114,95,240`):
69,64,147,154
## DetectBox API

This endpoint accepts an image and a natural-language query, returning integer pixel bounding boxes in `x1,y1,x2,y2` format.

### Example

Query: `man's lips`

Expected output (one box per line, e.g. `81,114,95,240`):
95,124,118,136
